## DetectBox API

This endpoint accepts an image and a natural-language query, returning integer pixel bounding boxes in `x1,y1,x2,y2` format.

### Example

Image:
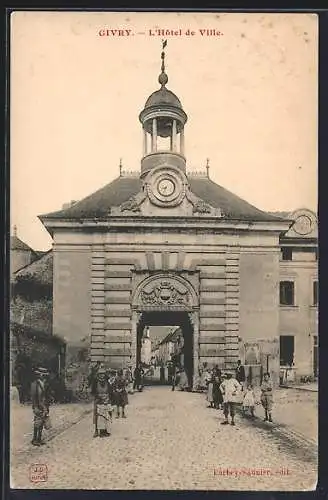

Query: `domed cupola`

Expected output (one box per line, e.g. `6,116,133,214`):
139,41,188,177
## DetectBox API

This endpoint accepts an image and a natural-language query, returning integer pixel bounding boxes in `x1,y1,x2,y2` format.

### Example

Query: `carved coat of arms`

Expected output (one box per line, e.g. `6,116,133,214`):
141,280,189,306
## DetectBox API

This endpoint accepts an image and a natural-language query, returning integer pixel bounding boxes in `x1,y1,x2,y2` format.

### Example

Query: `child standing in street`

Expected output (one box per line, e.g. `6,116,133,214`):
242,384,256,417
260,372,274,422
113,369,128,418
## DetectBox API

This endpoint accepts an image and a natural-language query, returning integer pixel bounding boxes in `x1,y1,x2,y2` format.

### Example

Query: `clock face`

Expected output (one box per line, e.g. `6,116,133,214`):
293,215,312,235
157,178,175,197
146,164,187,207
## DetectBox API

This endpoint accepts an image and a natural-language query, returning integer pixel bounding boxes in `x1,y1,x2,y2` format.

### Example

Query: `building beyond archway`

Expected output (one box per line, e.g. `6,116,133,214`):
39,44,319,388
132,273,198,385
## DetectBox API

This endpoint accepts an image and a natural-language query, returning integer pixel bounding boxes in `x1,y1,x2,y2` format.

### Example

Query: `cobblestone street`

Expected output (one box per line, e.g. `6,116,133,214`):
11,387,317,491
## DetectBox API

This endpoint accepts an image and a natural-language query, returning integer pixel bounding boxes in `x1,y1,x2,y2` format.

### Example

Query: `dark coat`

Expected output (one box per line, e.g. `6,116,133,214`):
236,365,246,383
113,376,128,406
31,379,48,411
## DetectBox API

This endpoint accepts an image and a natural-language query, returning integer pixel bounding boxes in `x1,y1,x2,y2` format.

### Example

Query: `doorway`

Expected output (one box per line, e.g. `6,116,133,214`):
280,335,295,366
136,311,194,388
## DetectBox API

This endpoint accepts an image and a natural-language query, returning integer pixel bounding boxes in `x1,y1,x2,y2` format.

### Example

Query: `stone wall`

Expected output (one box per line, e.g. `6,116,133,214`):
279,260,318,377
11,296,52,335
52,230,285,381
53,247,92,344
239,250,281,385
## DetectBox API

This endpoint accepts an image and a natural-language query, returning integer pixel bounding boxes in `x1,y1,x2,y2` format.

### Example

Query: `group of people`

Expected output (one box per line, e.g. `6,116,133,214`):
29,362,147,445
204,361,274,426
89,366,129,438
89,362,149,438
29,359,274,445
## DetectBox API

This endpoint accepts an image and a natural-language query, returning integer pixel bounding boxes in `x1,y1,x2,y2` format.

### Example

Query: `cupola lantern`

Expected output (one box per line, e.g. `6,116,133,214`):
139,41,188,177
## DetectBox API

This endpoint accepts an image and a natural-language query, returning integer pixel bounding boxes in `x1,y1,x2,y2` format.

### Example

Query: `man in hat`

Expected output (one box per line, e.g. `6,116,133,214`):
30,367,50,446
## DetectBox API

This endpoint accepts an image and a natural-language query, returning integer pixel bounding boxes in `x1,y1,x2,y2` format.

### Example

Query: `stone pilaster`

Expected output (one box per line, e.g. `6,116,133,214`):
225,248,240,369
189,310,200,391
91,246,105,363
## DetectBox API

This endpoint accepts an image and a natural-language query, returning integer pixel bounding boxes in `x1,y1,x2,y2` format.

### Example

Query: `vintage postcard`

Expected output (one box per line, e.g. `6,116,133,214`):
10,11,318,491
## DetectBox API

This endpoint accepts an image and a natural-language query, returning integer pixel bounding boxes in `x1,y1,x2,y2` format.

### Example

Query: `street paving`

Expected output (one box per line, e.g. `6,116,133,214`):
10,386,317,491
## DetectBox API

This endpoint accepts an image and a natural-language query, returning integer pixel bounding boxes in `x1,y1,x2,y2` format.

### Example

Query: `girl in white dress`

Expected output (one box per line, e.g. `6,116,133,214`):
242,384,255,417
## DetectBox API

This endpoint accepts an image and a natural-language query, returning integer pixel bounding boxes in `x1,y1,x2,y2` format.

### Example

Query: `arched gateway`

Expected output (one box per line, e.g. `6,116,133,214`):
132,273,199,387
40,42,291,388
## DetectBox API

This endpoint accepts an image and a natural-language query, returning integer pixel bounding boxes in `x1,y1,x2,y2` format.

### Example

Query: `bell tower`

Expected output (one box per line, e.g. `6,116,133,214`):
139,41,188,178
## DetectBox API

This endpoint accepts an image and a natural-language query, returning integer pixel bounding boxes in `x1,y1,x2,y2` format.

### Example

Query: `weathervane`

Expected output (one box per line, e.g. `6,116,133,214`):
159,39,168,88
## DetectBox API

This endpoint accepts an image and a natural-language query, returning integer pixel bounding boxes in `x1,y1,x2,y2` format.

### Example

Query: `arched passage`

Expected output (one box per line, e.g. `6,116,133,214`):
131,273,199,389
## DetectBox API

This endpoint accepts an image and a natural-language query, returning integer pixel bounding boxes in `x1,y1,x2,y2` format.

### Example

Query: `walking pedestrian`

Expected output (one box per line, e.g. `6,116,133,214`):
260,372,274,422
93,367,113,437
30,367,50,446
220,372,242,426
113,369,128,418
242,383,256,417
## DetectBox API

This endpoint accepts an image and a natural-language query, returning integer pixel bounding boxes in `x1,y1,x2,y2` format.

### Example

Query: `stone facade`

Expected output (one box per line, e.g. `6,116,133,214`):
48,221,289,387
39,48,316,387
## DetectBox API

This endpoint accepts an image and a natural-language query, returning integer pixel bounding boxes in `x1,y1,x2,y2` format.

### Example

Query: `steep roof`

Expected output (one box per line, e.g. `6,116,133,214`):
40,177,142,219
267,211,290,219
39,175,285,222
160,327,181,345
188,178,284,221
11,235,35,252
13,250,53,285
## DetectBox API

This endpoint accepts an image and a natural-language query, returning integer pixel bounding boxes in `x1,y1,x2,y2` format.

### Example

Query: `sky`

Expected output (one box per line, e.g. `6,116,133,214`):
11,11,318,251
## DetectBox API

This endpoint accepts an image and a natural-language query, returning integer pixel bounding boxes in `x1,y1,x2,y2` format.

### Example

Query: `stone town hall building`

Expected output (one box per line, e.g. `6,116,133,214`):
39,47,318,388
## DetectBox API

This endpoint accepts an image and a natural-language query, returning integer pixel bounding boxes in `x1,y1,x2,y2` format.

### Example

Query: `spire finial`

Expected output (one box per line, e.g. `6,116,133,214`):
206,158,210,177
13,224,17,237
119,158,123,176
158,39,168,88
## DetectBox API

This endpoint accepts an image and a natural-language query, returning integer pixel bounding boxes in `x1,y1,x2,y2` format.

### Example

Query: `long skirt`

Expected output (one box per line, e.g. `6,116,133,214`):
178,372,188,390
207,382,214,402
213,385,223,405
127,382,134,394
114,391,128,407
96,403,112,431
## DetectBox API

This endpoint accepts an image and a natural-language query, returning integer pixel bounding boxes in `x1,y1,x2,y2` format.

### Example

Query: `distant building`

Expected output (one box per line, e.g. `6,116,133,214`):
140,326,152,365
10,232,66,399
157,327,181,365
10,226,45,275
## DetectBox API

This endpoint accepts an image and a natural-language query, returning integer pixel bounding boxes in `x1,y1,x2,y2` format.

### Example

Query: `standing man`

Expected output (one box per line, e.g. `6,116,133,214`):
30,367,50,446
220,372,242,426
236,360,246,392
